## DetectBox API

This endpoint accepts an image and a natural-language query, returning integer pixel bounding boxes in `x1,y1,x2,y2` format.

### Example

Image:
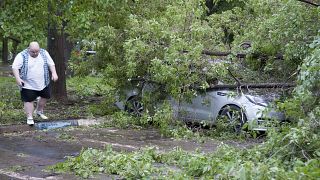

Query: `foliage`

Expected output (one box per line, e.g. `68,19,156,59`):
53,0,229,102
278,36,320,121
0,77,24,124
54,0,319,111
49,146,158,179
67,52,98,77
231,0,320,75
50,126,319,179
106,111,140,129
120,0,230,101
66,75,118,116
50,8,320,178
207,117,249,139
2,0,319,85
0,0,52,49
3,0,318,101
67,76,114,98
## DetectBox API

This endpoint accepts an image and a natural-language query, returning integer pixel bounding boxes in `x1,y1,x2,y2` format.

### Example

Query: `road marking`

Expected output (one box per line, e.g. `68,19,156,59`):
0,169,61,180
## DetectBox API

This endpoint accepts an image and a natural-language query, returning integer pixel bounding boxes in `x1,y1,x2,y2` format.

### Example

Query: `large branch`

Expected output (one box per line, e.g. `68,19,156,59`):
297,0,320,6
201,50,231,56
130,78,295,90
182,50,231,56
207,83,296,90
183,50,247,58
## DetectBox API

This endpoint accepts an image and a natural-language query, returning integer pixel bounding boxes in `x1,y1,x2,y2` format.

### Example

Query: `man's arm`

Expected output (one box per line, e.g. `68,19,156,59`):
49,65,58,82
12,53,24,86
12,68,24,86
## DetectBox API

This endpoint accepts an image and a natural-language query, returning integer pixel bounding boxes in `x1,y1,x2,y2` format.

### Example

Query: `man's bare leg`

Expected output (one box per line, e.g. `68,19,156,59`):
24,102,34,119
36,97,47,113
35,97,48,120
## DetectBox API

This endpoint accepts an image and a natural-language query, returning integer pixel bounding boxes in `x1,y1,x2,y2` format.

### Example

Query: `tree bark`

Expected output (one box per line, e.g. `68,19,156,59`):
201,50,231,56
8,36,21,60
183,49,237,57
47,1,67,101
1,37,8,64
207,83,296,90
11,40,19,60
47,26,67,101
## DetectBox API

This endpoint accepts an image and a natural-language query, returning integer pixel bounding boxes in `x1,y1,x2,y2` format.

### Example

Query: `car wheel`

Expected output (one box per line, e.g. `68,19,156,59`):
125,96,144,116
218,105,247,133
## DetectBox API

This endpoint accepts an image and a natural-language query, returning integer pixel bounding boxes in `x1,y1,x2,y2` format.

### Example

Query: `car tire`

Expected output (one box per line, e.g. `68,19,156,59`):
218,105,247,133
125,96,144,116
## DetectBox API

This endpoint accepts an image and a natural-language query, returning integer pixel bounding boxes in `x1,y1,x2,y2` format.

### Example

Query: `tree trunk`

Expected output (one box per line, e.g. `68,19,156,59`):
7,36,21,60
11,40,19,60
46,0,68,102
2,38,8,64
47,27,67,101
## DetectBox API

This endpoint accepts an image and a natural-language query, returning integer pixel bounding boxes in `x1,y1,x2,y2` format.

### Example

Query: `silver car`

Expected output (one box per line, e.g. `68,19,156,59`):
115,81,285,132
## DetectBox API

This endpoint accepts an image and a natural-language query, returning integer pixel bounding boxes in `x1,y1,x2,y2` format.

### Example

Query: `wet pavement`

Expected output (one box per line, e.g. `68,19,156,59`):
0,119,100,180
0,118,260,179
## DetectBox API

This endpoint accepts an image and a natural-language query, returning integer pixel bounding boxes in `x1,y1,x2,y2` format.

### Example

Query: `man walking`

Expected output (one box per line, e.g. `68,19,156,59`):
12,42,58,125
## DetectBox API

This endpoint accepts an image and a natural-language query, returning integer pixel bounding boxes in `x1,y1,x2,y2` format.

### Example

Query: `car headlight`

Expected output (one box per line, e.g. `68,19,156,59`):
245,95,268,107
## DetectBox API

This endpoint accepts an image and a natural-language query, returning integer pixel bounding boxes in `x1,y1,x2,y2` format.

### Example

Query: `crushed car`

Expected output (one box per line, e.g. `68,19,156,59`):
114,78,292,132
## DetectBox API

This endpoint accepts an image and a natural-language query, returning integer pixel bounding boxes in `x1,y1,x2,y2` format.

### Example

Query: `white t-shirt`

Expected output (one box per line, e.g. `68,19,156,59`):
12,50,55,91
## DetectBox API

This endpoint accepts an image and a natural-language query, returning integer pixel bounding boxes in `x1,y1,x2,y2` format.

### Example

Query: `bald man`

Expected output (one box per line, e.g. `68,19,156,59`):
12,42,58,125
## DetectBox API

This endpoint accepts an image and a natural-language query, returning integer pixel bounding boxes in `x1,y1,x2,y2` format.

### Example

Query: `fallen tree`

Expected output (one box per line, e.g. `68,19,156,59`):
129,78,296,91
204,68,295,90
207,83,296,90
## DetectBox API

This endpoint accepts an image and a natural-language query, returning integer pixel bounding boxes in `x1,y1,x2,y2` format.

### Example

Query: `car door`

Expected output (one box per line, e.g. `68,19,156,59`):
177,90,215,122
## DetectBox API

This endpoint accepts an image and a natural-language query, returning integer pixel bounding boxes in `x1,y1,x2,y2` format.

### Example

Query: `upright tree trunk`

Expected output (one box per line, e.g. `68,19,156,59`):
11,40,19,60
47,26,67,101
47,0,67,101
46,0,73,102
2,38,8,64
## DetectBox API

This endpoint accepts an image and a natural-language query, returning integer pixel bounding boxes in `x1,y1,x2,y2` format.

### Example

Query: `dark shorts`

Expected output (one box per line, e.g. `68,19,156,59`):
21,85,51,102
